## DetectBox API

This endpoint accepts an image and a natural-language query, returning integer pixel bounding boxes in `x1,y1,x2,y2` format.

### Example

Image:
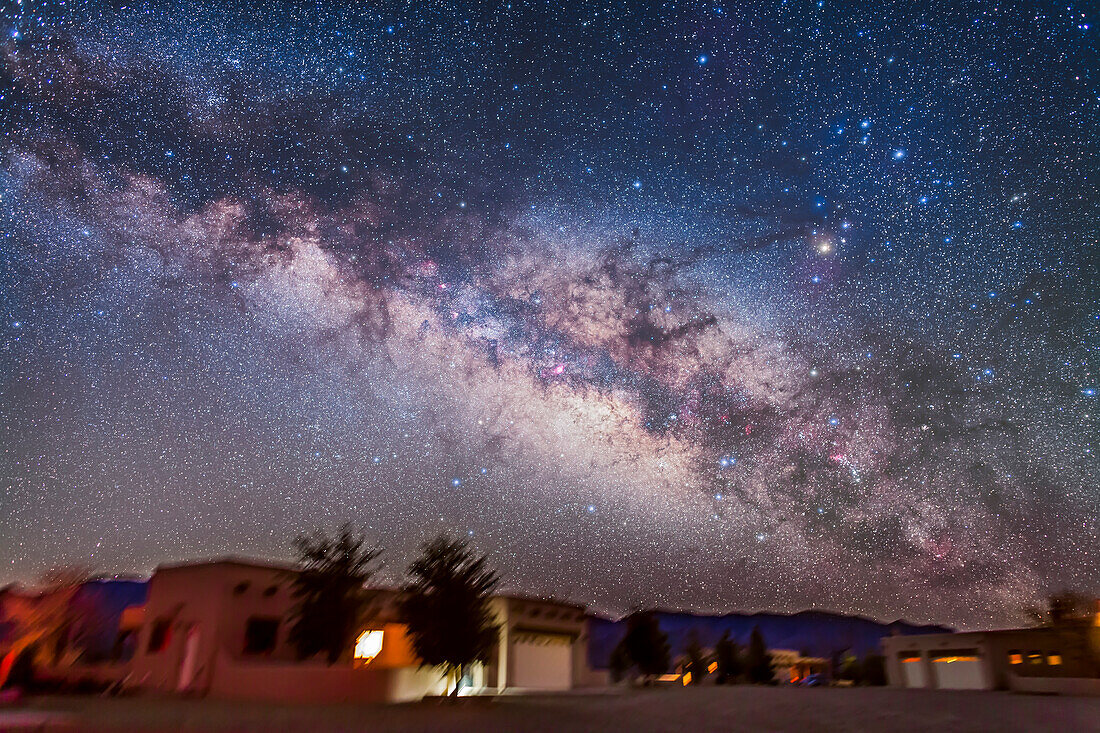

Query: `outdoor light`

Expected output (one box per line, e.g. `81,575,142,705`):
354,629,384,662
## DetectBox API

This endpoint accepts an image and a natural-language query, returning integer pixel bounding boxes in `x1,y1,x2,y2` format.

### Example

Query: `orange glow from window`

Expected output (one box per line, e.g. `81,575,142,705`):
933,656,978,663
708,661,718,673
682,672,692,686
1047,654,1062,666
1008,654,1023,665
901,657,921,663
353,629,384,662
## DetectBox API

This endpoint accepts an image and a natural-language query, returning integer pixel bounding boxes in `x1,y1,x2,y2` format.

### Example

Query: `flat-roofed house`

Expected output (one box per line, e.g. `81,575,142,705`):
882,618,1100,694
488,595,603,691
125,557,603,703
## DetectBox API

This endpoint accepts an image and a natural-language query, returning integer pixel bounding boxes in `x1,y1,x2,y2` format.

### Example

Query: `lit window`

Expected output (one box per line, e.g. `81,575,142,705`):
708,661,718,674
1028,651,1043,665
901,656,921,663
1008,652,1023,665
354,629,384,662
1047,654,1062,666
681,672,691,686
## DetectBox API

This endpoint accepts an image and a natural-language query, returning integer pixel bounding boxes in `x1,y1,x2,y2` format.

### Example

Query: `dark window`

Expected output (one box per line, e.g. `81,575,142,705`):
263,585,278,597
148,619,171,653
112,629,137,661
233,581,250,595
243,617,280,655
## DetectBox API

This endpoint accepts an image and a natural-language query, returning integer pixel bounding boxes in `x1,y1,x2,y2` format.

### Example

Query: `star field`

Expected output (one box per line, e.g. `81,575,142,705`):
0,0,1097,628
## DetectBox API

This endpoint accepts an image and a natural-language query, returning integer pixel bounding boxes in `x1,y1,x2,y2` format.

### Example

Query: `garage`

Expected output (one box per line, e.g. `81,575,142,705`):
899,653,927,688
931,650,986,689
510,632,573,690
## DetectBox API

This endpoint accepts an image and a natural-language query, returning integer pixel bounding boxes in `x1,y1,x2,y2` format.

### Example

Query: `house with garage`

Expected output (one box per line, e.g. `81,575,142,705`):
881,615,1100,693
123,557,604,703
488,594,603,690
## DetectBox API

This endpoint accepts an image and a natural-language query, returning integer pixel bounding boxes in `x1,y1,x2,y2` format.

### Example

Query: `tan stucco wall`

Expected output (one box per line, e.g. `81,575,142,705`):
126,560,603,700
206,651,448,703
882,628,1095,691
491,596,590,690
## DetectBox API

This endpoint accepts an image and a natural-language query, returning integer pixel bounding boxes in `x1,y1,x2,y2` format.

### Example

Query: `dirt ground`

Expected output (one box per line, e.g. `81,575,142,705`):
3,685,1099,732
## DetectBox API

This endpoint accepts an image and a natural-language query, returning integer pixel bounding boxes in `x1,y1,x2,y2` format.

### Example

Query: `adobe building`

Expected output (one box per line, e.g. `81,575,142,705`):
768,648,829,684
123,557,604,703
487,595,597,690
882,619,1100,694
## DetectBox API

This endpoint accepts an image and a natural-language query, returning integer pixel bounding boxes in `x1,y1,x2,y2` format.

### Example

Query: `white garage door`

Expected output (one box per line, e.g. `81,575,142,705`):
511,633,573,690
932,651,985,689
900,654,927,688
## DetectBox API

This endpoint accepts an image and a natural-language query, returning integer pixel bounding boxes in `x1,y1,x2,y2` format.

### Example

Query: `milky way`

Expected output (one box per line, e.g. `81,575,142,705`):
1,1,1097,628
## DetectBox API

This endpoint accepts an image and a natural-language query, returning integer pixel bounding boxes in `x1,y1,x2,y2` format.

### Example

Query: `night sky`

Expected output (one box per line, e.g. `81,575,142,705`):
1,1,1097,629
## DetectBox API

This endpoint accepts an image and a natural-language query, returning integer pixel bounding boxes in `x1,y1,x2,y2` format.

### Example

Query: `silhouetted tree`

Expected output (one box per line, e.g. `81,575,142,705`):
611,610,671,683
609,642,632,683
288,524,381,664
399,534,500,695
714,631,742,684
838,654,863,684
827,650,841,680
684,629,707,684
1024,590,1100,674
1025,590,1095,627
862,653,887,686
745,625,772,684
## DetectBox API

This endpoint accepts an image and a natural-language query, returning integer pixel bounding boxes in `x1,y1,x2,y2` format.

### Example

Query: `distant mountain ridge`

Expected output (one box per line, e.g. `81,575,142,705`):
587,609,951,668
